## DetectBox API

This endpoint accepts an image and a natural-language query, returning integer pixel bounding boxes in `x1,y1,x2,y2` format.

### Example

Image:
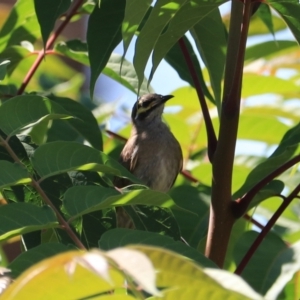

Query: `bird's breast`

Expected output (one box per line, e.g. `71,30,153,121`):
132,130,181,192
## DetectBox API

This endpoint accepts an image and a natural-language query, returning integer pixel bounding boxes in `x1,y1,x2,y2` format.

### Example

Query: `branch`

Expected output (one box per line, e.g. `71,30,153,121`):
243,213,264,230
17,0,84,95
205,0,253,267
235,183,300,275
178,38,217,162
232,154,300,218
0,135,86,250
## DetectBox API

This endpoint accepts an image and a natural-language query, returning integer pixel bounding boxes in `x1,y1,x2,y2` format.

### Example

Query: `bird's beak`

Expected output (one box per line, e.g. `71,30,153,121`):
161,95,174,103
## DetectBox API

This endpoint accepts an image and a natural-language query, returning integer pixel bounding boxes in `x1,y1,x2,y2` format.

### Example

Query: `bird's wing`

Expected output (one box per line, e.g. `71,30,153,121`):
114,139,138,188
170,144,183,188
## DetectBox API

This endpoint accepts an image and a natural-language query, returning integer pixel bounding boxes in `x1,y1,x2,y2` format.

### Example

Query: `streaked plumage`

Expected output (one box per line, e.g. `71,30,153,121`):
114,93,183,227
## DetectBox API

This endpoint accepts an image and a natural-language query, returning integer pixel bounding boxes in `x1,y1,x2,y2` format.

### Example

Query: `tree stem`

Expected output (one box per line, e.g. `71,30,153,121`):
205,0,253,267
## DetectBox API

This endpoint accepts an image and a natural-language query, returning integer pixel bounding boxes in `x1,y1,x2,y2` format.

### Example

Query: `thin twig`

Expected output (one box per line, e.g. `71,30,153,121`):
17,0,84,95
233,154,300,218
243,213,264,230
178,38,217,162
0,131,86,250
31,180,86,250
235,183,300,275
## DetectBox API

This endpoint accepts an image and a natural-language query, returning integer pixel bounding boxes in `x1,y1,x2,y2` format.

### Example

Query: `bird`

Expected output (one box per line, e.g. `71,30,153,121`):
114,93,183,227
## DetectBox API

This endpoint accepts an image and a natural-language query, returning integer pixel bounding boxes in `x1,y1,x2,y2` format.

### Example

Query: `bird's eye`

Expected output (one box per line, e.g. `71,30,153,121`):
139,101,148,108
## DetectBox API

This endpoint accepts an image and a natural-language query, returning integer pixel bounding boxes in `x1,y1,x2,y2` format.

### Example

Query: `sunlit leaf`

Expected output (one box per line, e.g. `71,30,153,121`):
150,0,227,91
48,95,103,150
106,248,160,296
8,243,73,277
0,95,73,137
0,203,58,242
189,7,226,107
0,161,31,189
269,1,300,44
63,186,177,219
99,228,217,268
1,250,124,300
131,245,257,299
134,0,188,89
256,3,275,37
31,141,138,182
0,59,10,80
55,41,151,95
0,0,40,52
122,0,152,56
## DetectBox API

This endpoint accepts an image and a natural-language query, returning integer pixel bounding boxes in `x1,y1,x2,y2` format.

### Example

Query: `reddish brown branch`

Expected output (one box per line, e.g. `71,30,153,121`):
235,183,300,275
17,0,84,95
178,38,217,162
232,154,300,218
243,213,264,230
0,136,86,250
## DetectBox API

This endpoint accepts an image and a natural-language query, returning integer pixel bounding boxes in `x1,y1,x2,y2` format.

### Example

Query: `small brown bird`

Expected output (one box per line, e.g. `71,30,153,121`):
114,93,183,227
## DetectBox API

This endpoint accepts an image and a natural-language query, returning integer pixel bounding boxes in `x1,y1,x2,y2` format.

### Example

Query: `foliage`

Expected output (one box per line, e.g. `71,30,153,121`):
0,0,300,299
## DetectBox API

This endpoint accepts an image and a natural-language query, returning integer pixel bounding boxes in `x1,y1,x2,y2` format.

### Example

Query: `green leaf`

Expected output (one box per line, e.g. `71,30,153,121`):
234,231,290,295
238,111,289,145
105,53,152,95
122,0,152,56
8,243,73,278
130,245,257,299
0,203,58,241
54,40,89,65
0,59,10,80
99,228,217,268
0,161,31,189
247,180,285,210
63,186,178,219
265,241,300,299
48,95,103,150
242,73,298,98
269,1,300,44
190,7,226,107
256,4,275,37
31,141,138,182
0,0,40,52
235,122,300,197
165,36,215,103
246,12,287,36
0,45,30,76
169,185,210,248
87,0,126,97
55,41,151,95
1,250,124,299
133,0,188,89
0,95,73,137
150,0,227,91
245,40,297,63
34,0,72,49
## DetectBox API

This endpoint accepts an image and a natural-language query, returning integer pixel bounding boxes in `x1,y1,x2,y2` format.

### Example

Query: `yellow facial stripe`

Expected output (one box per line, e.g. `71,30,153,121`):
136,99,159,114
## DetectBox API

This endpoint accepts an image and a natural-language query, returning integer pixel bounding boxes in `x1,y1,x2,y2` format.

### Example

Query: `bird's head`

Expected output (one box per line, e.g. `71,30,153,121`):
131,93,174,125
